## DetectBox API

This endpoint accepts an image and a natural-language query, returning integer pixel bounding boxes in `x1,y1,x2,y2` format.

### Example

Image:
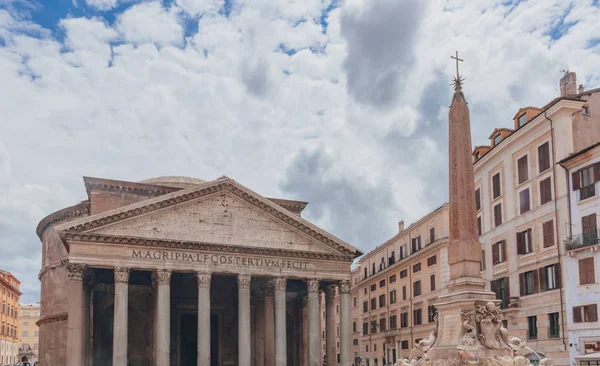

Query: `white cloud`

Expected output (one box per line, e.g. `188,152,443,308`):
116,1,184,46
85,0,118,11
0,0,599,300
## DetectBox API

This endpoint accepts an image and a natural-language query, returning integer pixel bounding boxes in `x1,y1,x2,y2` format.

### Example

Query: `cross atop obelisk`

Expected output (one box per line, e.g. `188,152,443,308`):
450,51,465,91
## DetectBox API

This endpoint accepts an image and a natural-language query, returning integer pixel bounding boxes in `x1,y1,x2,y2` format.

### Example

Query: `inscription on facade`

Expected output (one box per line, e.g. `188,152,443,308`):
132,250,309,270
439,312,462,346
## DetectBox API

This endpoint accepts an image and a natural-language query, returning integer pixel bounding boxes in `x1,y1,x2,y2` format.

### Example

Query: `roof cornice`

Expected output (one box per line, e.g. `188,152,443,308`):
83,176,180,198
36,201,90,239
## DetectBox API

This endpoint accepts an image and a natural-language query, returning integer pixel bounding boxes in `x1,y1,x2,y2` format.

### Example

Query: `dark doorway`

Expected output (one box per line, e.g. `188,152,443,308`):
179,313,220,366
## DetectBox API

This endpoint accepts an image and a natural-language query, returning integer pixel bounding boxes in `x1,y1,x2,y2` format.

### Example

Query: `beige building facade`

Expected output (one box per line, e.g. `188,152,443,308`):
0,270,21,365
36,175,362,366
19,303,40,363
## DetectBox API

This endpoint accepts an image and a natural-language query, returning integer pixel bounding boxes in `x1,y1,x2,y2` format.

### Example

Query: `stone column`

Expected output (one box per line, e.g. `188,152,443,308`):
254,288,265,366
238,274,252,366
113,267,130,366
301,297,309,366
66,263,86,366
264,283,275,366
325,285,336,366
153,270,171,366
307,279,320,366
274,277,287,366
339,280,352,366
197,272,212,366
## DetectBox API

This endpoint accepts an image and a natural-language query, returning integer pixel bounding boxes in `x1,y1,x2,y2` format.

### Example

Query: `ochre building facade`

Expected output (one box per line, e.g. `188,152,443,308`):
0,270,21,365
36,175,362,366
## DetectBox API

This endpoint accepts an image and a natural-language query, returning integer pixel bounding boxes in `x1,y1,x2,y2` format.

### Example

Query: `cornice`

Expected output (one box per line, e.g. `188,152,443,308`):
36,201,89,239
58,178,361,258
37,311,68,327
38,259,69,280
63,232,356,262
83,176,180,197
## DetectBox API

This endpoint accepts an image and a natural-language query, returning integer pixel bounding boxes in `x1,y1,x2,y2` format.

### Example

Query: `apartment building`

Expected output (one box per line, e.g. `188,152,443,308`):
18,303,40,363
0,270,21,365
472,72,600,366
558,141,600,365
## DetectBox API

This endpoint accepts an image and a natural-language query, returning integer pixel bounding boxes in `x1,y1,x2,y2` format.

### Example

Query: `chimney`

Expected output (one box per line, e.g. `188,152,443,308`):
398,220,405,232
560,71,577,96
578,84,584,94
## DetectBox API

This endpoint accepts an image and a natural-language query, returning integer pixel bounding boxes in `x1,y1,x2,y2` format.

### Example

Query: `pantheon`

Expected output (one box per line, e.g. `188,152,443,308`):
36,175,362,366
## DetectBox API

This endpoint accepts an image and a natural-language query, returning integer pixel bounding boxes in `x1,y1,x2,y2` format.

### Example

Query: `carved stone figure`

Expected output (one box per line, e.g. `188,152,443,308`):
539,358,553,366
394,358,412,366
415,330,437,352
476,302,505,350
461,315,477,346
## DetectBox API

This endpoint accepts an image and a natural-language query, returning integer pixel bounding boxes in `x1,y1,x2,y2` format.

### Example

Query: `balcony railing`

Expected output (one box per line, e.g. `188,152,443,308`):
579,185,596,201
565,229,600,251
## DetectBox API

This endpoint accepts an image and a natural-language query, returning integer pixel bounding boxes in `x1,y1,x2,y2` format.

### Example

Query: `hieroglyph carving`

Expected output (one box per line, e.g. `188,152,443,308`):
114,267,130,283
238,274,252,289
306,279,319,293
66,263,86,281
153,270,171,285
197,272,212,289
274,277,287,291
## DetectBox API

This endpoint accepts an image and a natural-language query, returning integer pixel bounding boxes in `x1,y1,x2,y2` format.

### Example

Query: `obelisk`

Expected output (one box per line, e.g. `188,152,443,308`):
426,53,498,362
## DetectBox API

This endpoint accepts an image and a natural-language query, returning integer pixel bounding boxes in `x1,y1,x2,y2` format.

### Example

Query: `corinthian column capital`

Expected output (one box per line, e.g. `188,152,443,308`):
238,274,252,290
197,272,212,289
274,277,287,291
325,284,337,299
66,263,86,281
338,280,351,294
306,279,319,293
114,267,130,283
153,270,172,285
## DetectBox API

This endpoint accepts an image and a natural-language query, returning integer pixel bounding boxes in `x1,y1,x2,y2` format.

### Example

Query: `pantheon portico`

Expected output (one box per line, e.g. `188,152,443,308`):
36,176,362,366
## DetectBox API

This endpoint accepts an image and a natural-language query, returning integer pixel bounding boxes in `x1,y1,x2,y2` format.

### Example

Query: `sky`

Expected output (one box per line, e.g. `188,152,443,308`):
1,0,599,303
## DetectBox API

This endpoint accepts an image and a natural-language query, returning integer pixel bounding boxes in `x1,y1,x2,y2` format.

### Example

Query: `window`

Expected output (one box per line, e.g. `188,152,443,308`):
548,313,560,338
412,236,421,253
400,244,407,259
492,241,506,264
430,274,436,291
402,286,407,301
494,204,502,227
363,301,368,313
371,320,377,334
353,321,357,332
428,305,437,323
413,308,422,325
573,304,598,323
481,250,486,271
390,314,397,329
401,312,408,328
364,268,368,279
363,322,369,335
492,173,501,199
380,258,385,271
401,340,409,350
574,165,597,201
518,113,528,127
579,257,596,285
370,284,376,291
390,290,397,304
389,275,396,284
371,298,377,311
519,188,530,214
379,318,387,332
475,188,481,211
366,345,369,353
23,321,29,326
527,316,537,340
494,134,502,146
540,177,552,205
354,339,358,346
372,263,376,275
491,277,509,309
429,227,435,243
542,220,554,247
364,288,367,295
379,294,386,308
400,269,407,279
354,297,357,307
538,142,550,172
517,229,533,255
389,251,396,266
427,255,437,266
477,216,482,236
22,331,28,336
582,214,598,246
540,264,560,291
379,280,386,288
413,280,421,296
413,263,421,273
520,270,538,296
518,155,528,184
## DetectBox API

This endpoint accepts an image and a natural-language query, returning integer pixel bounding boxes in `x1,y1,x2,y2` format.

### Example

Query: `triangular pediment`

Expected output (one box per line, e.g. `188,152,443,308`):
57,178,361,260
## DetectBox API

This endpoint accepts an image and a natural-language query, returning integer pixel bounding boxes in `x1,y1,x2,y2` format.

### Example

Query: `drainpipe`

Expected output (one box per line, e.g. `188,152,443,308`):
545,110,568,351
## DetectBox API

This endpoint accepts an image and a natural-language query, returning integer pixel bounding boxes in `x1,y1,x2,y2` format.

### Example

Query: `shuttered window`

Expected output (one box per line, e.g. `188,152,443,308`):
475,188,481,211
579,257,596,285
538,142,550,172
413,263,421,273
518,155,529,184
574,304,599,323
517,229,533,255
543,220,555,247
519,189,531,214
540,177,552,205
494,204,502,227
490,277,510,309
413,280,421,296
493,173,501,199
402,286,407,301
519,270,538,296
481,250,486,271
582,214,598,245
492,241,506,264
539,264,561,291
477,216,483,236
430,274,436,291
